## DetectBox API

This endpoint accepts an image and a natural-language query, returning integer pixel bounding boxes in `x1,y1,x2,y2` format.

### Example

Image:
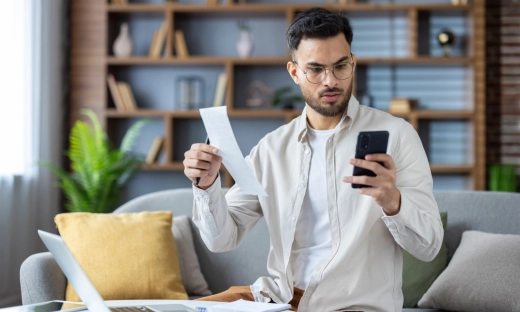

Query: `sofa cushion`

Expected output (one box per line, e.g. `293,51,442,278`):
418,230,520,311
55,211,188,302
402,212,447,308
172,215,211,296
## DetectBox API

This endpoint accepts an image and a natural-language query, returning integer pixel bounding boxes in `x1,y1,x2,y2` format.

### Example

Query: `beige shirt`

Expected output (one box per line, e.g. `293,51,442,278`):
192,96,444,312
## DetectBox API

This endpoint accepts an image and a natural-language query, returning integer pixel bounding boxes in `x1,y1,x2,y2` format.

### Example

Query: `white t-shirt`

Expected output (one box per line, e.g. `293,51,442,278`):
290,126,334,290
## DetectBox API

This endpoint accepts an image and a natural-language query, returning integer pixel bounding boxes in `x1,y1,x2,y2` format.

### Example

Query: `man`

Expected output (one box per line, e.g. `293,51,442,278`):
183,7,443,312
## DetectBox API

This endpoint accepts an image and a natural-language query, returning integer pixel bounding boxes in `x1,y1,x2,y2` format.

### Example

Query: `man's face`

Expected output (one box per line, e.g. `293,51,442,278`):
288,33,356,117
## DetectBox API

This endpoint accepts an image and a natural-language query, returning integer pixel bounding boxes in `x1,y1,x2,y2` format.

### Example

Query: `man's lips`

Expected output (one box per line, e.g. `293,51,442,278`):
321,93,341,102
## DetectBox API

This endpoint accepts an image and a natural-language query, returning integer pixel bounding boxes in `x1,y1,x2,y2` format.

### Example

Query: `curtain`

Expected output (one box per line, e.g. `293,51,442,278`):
0,0,67,307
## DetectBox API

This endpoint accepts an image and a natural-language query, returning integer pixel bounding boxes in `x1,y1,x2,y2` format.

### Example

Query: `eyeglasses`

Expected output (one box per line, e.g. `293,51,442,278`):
293,53,355,84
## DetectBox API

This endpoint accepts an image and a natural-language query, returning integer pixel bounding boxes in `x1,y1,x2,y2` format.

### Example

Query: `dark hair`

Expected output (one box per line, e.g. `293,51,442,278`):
286,7,353,59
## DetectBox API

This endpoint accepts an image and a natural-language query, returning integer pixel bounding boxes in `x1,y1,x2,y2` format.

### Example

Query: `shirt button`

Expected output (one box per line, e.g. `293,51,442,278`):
291,217,296,223
301,183,306,189
304,149,310,154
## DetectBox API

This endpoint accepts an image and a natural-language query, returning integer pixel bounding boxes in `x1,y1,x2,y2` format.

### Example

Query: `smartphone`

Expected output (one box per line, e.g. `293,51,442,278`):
352,131,389,189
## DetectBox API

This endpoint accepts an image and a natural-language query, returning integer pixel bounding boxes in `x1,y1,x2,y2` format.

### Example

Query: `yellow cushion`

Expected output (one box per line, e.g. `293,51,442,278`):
55,211,188,302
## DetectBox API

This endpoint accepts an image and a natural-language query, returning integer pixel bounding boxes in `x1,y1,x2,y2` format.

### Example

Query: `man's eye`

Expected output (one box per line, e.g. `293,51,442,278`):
308,67,324,73
335,64,348,70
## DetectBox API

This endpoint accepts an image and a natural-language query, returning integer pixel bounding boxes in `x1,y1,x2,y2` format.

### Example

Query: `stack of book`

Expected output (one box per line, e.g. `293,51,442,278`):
111,0,128,4
174,30,189,58
389,98,418,114
145,137,165,165
149,22,169,58
107,74,138,111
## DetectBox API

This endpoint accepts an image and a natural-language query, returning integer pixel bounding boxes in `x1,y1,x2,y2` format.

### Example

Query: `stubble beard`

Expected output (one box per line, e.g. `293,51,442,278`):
300,80,353,117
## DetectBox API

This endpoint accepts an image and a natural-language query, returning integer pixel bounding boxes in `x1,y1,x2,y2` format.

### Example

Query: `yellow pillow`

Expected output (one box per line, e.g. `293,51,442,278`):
55,211,188,302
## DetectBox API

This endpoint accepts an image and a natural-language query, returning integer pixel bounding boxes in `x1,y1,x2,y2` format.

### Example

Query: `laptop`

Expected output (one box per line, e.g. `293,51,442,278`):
38,230,199,312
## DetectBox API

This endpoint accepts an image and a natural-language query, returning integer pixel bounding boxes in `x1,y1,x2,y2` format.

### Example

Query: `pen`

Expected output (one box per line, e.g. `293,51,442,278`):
195,136,210,186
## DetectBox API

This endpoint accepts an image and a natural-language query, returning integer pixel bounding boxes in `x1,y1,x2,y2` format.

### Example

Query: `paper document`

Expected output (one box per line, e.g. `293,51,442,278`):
208,299,291,312
199,107,268,197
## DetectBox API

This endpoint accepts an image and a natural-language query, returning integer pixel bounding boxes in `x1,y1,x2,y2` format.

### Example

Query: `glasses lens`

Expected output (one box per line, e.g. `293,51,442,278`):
305,63,353,84
332,63,353,80
305,67,325,84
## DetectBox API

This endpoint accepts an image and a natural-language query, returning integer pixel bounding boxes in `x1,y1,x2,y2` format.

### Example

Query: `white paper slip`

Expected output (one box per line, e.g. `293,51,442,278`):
199,106,268,197
207,299,291,312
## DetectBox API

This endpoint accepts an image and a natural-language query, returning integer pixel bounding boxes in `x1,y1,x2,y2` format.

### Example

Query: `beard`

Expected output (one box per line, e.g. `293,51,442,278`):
300,80,353,117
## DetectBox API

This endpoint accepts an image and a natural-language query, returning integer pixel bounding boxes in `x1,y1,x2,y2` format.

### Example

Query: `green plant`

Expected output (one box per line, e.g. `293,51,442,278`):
272,86,303,109
488,164,517,192
40,109,148,213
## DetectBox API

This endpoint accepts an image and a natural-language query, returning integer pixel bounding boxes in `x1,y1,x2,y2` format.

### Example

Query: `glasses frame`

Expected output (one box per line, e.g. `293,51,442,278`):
292,53,356,84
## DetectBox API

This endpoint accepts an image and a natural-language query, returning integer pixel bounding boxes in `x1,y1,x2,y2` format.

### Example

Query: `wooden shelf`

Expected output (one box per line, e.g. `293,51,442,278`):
430,165,474,174
107,56,472,66
142,162,473,174
106,56,290,66
106,109,475,120
106,109,302,119
391,110,475,120
107,3,472,13
142,163,185,171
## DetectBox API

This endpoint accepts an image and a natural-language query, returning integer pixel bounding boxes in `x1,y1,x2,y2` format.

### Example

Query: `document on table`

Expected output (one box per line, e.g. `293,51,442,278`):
207,299,291,312
199,106,268,197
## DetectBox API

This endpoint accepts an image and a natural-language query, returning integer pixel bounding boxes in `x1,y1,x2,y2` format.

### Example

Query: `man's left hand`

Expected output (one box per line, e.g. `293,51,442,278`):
343,154,401,216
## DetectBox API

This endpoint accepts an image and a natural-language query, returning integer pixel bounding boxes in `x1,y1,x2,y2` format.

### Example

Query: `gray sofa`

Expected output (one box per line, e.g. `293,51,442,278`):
20,189,520,311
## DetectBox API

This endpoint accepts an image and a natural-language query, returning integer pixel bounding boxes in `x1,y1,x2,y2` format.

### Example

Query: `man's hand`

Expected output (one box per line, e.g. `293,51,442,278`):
342,154,401,216
183,143,222,190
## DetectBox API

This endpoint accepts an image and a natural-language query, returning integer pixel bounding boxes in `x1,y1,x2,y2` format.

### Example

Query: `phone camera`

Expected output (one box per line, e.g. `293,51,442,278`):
360,134,370,150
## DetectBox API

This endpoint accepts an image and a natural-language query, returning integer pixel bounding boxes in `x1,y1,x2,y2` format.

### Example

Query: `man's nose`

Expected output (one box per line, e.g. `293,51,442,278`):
321,69,339,88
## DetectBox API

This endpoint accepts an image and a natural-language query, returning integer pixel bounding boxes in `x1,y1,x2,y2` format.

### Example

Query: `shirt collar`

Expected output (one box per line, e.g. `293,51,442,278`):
297,95,360,143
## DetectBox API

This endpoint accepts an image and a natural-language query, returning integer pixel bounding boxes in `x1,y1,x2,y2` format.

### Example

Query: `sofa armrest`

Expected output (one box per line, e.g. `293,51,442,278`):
20,252,66,305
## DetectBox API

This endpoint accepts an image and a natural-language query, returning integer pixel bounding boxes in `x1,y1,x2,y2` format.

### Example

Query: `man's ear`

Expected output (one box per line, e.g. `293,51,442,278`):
287,61,299,85
351,54,357,74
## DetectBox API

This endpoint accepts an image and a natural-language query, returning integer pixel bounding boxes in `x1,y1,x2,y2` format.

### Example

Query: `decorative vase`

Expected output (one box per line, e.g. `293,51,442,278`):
236,30,254,58
113,23,133,57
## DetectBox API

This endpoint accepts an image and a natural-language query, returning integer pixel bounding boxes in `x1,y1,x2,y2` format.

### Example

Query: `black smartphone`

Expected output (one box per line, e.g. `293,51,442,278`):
352,131,389,189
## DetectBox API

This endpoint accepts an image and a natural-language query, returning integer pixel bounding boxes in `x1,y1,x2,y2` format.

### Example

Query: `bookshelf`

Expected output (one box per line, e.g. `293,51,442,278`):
70,0,486,194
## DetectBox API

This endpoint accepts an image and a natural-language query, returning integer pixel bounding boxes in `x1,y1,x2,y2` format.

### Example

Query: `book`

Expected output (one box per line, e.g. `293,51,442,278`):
148,30,160,58
145,137,164,165
117,82,137,111
212,73,228,107
207,0,219,5
150,22,168,58
107,74,126,111
389,98,418,114
174,30,189,58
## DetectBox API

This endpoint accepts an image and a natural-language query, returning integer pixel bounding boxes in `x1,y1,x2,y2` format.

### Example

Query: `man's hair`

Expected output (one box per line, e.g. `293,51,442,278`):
285,7,353,59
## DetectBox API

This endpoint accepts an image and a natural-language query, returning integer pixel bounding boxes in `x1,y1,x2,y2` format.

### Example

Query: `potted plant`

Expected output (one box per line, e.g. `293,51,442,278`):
40,109,148,213
272,86,303,110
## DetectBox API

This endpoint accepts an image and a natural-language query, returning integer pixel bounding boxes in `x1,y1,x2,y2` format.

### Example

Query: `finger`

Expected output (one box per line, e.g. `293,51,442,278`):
191,143,219,155
349,158,385,175
358,187,382,197
365,154,395,170
185,150,221,163
183,158,211,171
342,175,379,187
184,167,209,179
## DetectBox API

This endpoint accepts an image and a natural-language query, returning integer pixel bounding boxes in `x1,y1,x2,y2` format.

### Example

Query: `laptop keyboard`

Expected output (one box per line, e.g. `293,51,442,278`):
109,307,154,312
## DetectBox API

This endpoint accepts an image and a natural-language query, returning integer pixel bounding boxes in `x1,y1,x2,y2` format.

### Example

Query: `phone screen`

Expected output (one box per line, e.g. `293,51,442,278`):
352,131,389,188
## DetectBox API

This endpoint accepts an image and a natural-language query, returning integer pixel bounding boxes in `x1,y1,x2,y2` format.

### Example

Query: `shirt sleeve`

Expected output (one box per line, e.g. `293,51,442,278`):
381,120,444,262
191,151,264,253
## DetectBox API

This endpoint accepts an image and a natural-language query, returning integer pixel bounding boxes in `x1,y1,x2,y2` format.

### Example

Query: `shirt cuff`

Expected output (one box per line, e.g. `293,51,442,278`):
381,191,412,247
192,172,221,197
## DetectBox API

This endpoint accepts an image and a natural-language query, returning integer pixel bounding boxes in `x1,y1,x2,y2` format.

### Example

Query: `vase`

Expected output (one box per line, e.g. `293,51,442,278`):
113,23,133,57
236,30,254,58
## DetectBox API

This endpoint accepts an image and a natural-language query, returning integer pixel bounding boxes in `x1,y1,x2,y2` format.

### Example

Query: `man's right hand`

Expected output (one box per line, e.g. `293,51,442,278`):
183,143,222,190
